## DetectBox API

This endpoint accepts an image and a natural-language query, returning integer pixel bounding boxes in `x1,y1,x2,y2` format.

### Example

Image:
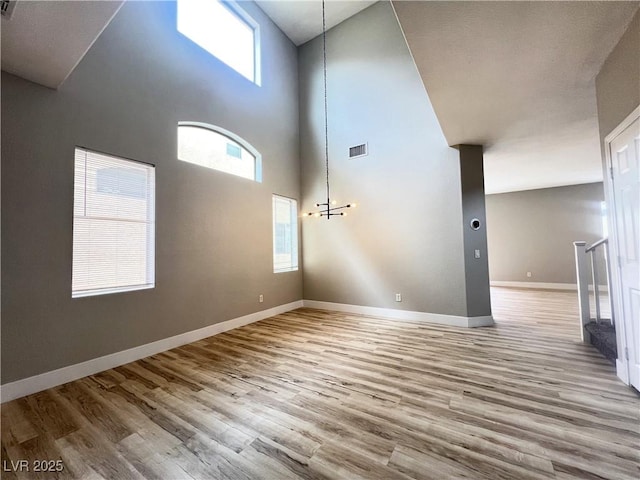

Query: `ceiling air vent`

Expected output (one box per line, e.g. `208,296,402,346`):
349,143,368,159
1,0,16,19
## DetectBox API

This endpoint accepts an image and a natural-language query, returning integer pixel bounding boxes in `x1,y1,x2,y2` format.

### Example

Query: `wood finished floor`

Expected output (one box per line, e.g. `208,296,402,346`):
2,287,639,479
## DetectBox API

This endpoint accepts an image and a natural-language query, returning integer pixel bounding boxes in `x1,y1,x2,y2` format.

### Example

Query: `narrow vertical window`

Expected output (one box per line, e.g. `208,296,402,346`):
273,195,298,273
177,0,260,85
72,148,155,297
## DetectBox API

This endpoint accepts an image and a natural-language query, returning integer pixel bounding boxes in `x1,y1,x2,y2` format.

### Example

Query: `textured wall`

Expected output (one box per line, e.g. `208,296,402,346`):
486,183,605,284
298,1,468,316
1,1,301,383
596,8,640,143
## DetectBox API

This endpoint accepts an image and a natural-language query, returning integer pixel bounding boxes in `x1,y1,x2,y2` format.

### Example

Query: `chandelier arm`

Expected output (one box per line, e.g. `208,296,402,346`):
326,204,351,212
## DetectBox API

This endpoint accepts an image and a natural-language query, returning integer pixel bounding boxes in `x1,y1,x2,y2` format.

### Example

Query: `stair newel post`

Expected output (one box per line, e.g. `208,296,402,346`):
574,241,591,342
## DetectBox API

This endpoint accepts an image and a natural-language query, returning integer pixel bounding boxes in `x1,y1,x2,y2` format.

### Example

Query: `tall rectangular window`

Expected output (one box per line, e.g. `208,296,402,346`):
273,195,298,273
177,0,260,85
72,148,155,298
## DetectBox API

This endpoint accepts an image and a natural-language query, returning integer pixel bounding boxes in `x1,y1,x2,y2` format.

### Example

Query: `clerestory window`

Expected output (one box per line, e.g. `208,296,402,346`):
177,123,262,182
177,0,261,85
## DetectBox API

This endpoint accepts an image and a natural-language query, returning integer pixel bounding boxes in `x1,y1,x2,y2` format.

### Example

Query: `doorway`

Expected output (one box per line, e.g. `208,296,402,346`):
605,105,640,390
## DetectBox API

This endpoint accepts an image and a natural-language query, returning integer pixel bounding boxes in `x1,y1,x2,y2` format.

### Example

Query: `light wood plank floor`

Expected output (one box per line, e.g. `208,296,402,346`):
2,287,639,479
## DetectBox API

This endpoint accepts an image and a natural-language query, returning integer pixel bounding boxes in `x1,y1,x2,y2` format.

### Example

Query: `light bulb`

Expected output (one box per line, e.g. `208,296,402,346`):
331,200,337,205
343,212,348,217
302,213,308,217
351,203,357,208
314,212,321,218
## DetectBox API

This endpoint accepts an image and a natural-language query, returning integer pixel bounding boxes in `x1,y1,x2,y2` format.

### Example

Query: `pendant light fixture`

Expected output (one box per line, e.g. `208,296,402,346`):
303,0,356,219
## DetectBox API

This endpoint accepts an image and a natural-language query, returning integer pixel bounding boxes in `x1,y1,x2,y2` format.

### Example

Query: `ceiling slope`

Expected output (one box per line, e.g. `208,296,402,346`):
1,0,123,89
256,0,376,45
392,1,639,193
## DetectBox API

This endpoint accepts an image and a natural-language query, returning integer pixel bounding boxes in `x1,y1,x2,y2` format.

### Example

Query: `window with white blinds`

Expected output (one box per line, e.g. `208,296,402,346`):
72,148,155,298
273,195,298,273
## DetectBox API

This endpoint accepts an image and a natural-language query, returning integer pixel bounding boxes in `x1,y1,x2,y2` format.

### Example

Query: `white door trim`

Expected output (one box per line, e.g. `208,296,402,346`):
603,104,640,386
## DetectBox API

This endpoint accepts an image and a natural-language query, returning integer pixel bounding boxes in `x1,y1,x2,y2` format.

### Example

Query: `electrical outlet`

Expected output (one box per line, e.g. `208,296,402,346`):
395,293,402,302
259,294,264,303
474,249,481,259
526,272,532,278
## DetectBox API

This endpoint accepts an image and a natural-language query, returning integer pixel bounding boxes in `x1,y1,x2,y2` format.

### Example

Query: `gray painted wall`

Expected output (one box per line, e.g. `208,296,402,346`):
458,145,491,316
298,1,469,316
596,8,640,144
485,183,605,284
1,1,302,384
595,7,639,354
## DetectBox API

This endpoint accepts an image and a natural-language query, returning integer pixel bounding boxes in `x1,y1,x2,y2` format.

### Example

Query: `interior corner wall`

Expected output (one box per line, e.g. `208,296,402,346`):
298,1,468,316
1,1,302,384
485,183,605,284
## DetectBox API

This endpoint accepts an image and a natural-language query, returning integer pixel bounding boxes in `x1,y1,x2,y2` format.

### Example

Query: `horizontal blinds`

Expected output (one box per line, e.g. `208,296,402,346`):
72,148,155,297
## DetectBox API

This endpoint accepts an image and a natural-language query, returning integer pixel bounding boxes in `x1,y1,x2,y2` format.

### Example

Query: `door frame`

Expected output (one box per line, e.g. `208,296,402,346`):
603,104,640,385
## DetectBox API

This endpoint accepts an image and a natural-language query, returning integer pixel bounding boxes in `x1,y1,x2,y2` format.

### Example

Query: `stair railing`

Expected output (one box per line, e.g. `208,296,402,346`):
573,237,614,343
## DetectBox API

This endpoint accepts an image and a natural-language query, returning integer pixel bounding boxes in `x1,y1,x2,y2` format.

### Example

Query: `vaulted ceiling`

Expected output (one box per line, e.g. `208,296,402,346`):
392,0,639,193
1,0,638,193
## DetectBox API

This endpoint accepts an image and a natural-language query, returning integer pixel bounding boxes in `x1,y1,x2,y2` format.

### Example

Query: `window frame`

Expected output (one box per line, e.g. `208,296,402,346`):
272,194,299,273
177,0,261,85
177,121,262,182
72,147,156,298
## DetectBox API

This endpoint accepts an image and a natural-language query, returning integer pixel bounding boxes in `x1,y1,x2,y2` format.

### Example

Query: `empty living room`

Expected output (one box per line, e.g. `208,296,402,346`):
1,1,639,479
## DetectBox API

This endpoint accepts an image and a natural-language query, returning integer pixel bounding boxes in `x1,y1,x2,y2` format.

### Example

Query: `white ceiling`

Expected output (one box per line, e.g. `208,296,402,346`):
1,1,637,193
256,0,377,45
1,0,123,89
392,1,640,194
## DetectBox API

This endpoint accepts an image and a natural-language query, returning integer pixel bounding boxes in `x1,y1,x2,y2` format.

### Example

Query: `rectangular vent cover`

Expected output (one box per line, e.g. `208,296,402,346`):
1,0,16,18
349,143,368,159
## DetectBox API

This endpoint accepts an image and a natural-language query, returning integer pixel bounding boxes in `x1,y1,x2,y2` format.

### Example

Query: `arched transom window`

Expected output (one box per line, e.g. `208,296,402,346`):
177,122,262,182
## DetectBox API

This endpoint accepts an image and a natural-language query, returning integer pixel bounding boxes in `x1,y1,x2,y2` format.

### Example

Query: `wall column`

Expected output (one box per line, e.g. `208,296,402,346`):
457,145,493,323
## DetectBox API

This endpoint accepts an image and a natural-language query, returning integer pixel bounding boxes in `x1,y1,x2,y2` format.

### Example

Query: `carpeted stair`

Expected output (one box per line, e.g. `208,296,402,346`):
584,321,617,365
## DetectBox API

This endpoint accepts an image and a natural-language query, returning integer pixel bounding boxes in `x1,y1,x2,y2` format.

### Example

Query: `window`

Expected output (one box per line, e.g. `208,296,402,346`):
273,195,298,273
72,148,155,298
177,0,260,84
178,123,262,181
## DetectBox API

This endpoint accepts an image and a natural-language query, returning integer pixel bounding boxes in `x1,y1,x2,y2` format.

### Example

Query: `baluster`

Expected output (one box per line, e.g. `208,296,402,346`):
590,249,601,322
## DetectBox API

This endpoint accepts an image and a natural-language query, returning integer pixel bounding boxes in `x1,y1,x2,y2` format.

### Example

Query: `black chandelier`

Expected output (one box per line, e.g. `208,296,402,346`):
303,0,356,219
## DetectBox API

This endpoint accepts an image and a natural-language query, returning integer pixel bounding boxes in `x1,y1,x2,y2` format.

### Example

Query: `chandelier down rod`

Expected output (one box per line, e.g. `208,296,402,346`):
303,0,356,219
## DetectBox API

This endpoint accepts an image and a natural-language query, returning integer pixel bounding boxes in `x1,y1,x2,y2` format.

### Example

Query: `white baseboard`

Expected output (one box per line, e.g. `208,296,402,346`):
490,281,609,293
302,300,494,328
0,300,303,403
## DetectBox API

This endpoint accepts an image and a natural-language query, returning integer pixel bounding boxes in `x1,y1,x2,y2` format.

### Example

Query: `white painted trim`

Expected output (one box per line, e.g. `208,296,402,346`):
604,105,639,387
604,105,640,143
302,300,494,328
490,281,609,292
0,301,303,403
617,359,630,385
492,281,577,290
